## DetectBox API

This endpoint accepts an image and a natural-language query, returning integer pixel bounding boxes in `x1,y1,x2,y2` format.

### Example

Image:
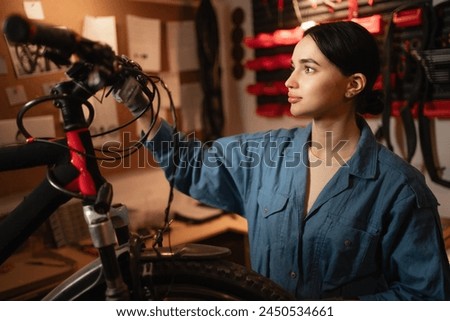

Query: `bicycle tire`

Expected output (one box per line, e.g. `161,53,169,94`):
135,259,295,300
46,255,294,301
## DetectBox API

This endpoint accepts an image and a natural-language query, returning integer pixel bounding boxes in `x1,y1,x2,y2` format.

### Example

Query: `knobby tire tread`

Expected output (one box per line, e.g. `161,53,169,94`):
140,259,295,300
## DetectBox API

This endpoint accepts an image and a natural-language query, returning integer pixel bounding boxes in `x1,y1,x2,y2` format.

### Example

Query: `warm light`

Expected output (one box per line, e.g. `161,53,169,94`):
300,20,317,31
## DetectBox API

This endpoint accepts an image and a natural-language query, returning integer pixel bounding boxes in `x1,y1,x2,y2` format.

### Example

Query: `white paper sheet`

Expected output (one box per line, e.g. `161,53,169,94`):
87,94,121,148
5,85,27,106
23,1,44,20
82,15,118,53
166,20,199,72
157,72,181,109
126,15,161,72
81,16,120,147
180,82,203,132
0,115,55,146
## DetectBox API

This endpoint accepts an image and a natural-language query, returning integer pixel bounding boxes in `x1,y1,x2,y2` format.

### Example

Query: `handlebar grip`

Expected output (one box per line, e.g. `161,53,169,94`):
2,14,115,67
3,14,78,54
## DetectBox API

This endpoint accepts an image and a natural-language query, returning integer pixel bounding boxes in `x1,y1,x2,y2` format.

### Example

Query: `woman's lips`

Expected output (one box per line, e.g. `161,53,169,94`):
288,95,301,104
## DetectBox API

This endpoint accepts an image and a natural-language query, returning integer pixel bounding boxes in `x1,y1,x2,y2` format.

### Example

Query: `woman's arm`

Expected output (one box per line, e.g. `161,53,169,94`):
143,118,248,214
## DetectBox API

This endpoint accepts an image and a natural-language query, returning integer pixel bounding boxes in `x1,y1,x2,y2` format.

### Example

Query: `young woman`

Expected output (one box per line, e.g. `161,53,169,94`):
133,21,450,300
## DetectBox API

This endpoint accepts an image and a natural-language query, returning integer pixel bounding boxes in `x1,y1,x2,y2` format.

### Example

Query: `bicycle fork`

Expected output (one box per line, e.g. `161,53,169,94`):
83,201,130,300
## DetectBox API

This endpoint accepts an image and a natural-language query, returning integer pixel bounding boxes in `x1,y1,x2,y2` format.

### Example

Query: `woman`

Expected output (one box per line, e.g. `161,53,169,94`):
132,21,450,300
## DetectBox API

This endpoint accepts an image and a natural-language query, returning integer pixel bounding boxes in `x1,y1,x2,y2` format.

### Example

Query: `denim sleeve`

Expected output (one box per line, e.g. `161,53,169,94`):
360,191,450,300
145,119,246,214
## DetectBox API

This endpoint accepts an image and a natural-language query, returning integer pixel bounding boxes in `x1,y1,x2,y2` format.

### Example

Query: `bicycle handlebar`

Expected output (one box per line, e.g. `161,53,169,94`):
3,14,115,69
3,14,78,53
3,13,161,117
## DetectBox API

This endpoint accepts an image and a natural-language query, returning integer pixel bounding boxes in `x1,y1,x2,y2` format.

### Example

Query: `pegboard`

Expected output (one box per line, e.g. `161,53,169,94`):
246,0,450,118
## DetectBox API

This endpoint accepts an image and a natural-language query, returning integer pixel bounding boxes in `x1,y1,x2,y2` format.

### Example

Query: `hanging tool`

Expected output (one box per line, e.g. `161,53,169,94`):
348,0,359,19
382,2,427,158
195,0,224,141
309,0,318,9
261,0,272,19
413,1,450,188
325,0,339,13
292,0,302,24
278,0,284,28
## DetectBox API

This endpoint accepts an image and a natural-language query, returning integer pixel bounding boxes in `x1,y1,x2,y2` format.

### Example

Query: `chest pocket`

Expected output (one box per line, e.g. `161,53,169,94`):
256,189,294,284
257,189,290,242
258,190,289,218
320,214,380,288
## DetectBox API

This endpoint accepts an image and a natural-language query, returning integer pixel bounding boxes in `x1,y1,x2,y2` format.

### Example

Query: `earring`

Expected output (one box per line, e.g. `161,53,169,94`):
345,92,353,98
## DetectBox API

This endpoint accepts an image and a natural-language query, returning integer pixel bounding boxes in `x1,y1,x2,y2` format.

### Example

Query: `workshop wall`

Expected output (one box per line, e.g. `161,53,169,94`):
0,0,198,196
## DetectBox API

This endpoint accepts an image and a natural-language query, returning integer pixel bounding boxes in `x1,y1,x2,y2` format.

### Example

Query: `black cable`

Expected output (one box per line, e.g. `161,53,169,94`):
18,71,162,162
17,94,95,139
17,60,182,244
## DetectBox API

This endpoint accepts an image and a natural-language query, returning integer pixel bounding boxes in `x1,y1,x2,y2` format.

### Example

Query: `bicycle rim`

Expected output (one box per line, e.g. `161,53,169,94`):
44,248,295,301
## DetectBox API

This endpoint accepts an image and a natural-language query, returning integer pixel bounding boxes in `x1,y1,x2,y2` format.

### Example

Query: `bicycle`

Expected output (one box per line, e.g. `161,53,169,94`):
0,14,295,301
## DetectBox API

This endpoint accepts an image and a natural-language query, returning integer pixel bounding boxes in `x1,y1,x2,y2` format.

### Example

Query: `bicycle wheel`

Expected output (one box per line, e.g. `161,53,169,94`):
136,259,295,300
44,245,294,301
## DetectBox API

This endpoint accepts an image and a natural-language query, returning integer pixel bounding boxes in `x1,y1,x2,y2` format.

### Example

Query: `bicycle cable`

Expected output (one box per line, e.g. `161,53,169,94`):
17,93,95,138
16,59,180,250
16,70,161,162
150,75,179,253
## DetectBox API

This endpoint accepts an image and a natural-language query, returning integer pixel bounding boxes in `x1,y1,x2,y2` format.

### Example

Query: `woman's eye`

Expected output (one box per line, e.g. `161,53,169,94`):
304,66,314,73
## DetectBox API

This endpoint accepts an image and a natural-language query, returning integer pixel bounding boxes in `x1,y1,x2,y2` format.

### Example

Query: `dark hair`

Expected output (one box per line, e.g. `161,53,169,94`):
303,21,383,115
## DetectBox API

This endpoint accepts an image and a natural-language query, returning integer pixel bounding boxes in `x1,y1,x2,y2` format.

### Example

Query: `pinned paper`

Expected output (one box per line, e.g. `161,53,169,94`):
81,16,120,147
23,1,45,20
126,15,161,72
180,82,203,132
0,115,55,146
157,72,181,109
166,20,199,72
5,85,28,106
82,16,118,53
87,95,120,147
0,55,7,75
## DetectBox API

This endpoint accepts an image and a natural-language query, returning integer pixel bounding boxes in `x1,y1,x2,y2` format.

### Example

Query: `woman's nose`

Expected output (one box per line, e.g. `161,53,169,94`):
285,74,296,89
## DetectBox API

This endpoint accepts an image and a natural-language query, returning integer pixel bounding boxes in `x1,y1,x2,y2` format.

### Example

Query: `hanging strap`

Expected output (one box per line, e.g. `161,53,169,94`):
195,0,224,141
417,81,450,188
382,1,430,160
415,2,450,188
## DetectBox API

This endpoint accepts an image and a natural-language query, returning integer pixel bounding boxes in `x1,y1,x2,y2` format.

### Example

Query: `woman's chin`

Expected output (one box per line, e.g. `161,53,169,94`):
290,105,311,118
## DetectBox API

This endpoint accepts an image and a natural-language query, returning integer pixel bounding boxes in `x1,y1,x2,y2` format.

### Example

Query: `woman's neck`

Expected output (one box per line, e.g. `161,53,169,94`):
310,114,360,162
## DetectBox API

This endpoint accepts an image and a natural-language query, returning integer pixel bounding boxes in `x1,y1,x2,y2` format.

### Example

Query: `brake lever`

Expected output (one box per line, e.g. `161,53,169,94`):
112,57,152,115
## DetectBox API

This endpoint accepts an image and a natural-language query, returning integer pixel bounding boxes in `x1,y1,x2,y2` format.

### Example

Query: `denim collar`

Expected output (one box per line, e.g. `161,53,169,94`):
293,116,378,180
347,116,379,179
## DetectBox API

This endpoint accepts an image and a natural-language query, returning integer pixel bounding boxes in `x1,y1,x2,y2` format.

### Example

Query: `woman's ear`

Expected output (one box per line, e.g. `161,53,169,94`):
345,73,366,97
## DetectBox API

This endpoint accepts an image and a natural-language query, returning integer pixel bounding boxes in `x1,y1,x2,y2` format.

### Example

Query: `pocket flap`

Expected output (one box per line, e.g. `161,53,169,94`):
258,190,289,218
